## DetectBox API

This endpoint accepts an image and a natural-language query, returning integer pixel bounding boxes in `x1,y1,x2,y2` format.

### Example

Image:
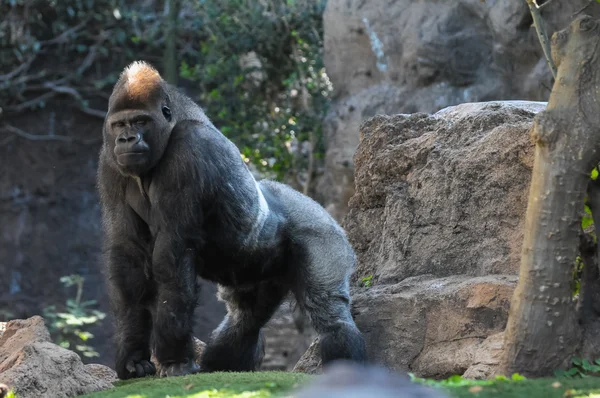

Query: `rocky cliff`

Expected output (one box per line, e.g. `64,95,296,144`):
315,0,600,220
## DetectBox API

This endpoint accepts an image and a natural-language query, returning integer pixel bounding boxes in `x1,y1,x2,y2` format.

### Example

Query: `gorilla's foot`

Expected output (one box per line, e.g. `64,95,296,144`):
158,359,200,377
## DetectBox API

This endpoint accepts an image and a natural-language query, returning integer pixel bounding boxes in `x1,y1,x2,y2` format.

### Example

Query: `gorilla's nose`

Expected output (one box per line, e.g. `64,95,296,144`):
116,132,141,150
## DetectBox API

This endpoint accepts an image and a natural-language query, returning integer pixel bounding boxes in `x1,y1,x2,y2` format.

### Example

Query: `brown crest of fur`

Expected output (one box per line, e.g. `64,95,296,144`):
122,61,163,100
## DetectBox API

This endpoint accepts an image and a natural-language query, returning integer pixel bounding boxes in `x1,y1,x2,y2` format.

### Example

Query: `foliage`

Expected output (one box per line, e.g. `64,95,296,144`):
555,357,600,378
572,255,584,297
361,275,374,288
181,0,330,180
409,372,526,389
582,167,599,234
42,275,106,358
410,373,600,398
571,167,599,297
1,0,329,182
0,309,14,321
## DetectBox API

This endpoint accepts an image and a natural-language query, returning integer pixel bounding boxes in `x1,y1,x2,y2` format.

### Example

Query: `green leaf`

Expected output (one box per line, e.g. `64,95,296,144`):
582,215,594,230
592,167,599,180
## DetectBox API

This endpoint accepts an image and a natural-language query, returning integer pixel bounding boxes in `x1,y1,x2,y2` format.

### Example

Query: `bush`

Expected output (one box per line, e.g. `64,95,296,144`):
1,0,330,183
180,0,330,182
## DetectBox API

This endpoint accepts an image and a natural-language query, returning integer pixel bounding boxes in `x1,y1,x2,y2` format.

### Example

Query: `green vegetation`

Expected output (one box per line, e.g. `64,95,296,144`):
361,275,373,288
555,357,600,379
443,378,600,397
1,0,328,182
74,369,600,398
181,0,330,182
412,373,600,398
42,274,106,358
81,371,311,398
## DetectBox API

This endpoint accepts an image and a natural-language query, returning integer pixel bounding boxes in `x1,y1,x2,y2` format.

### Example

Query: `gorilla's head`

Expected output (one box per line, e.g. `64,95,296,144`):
103,61,176,176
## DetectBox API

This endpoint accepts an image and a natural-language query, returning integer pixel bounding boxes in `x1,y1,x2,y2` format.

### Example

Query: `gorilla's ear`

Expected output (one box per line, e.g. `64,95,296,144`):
162,105,172,122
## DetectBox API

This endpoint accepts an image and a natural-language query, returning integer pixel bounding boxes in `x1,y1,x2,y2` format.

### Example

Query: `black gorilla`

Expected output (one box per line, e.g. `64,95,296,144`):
97,61,366,379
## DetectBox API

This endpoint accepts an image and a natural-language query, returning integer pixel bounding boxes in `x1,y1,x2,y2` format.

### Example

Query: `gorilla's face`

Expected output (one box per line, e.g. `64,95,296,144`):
105,101,173,176
103,61,176,177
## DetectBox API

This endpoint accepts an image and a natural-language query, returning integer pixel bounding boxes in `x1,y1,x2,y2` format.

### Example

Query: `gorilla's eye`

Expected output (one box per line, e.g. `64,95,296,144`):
135,119,147,126
114,122,125,128
162,106,172,121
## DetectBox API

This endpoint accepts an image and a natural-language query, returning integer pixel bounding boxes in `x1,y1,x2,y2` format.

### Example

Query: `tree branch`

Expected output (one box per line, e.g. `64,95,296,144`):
39,19,89,46
8,83,106,119
0,57,35,81
0,124,73,142
526,0,558,79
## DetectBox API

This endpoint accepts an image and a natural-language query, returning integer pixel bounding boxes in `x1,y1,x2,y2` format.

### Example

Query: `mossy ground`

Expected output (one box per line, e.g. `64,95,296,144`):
441,377,600,397
76,372,600,398
79,372,311,398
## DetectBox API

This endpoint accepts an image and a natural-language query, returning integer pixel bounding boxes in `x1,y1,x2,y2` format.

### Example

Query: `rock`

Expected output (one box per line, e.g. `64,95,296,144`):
292,337,321,374
296,275,516,377
347,101,542,284
84,364,118,384
299,101,547,377
314,84,406,221
0,316,51,365
294,361,448,398
316,0,599,220
0,316,113,398
261,301,316,371
151,336,206,375
462,332,505,380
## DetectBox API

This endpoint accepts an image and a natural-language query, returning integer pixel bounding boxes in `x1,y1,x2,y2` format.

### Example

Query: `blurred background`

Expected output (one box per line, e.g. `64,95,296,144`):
1,0,598,371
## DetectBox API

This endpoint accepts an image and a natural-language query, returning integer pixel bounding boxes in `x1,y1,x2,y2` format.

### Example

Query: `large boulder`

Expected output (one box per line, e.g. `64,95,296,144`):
316,0,599,220
296,274,516,378
348,101,543,283
0,316,115,398
296,100,542,378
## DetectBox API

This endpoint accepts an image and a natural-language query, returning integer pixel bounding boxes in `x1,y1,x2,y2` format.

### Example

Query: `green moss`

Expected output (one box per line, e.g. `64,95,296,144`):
80,372,312,398
442,377,600,398
77,370,600,398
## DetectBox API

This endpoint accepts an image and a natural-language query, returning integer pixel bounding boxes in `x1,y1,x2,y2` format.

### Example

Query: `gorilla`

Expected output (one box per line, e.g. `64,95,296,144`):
97,61,366,379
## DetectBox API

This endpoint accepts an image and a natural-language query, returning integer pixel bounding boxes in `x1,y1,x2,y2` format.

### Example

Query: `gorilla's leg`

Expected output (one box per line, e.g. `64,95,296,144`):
294,252,366,365
200,280,288,372
151,246,200,377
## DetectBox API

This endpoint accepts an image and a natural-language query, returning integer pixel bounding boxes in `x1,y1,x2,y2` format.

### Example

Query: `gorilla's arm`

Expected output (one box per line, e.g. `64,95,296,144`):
142,126,209,375
150,230,199,375
100,188,156,379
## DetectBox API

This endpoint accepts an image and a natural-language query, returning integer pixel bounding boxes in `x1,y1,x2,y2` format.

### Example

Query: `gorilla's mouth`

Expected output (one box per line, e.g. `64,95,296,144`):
116,151,148,166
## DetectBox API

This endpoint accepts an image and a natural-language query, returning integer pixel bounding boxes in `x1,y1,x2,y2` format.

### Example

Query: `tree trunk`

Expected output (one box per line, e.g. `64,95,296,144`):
163,0,180,85
500,15,600,377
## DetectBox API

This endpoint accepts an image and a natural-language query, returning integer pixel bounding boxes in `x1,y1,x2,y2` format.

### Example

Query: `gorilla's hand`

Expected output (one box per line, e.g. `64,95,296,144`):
117,349,156,379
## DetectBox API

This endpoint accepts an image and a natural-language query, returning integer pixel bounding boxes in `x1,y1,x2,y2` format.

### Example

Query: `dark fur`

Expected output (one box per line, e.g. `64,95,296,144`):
98,62,366,379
